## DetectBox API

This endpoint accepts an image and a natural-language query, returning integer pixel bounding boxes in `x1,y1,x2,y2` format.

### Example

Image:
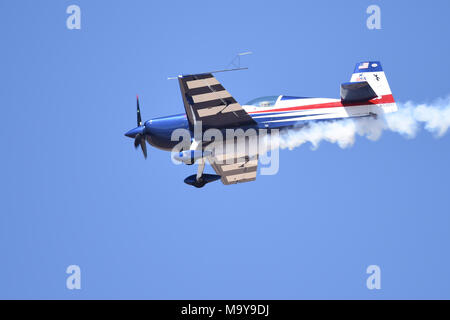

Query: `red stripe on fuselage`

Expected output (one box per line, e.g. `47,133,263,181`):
248,94,395,114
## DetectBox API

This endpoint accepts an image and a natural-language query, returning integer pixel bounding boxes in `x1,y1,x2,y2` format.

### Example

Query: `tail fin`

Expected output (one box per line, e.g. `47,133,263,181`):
350,61,392,97
350,61,397,114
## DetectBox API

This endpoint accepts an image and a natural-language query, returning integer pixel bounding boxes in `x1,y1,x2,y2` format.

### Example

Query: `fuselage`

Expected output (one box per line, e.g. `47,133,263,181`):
140,94,396,151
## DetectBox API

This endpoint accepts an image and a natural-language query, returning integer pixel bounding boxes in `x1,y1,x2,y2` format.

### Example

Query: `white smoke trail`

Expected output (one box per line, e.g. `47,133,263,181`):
270,96,450,151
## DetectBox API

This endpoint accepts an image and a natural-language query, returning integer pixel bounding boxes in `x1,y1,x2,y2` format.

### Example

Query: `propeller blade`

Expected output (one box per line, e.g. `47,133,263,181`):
140,139,147,159
134,134,141,148
137,95,142,126
133,133,147,159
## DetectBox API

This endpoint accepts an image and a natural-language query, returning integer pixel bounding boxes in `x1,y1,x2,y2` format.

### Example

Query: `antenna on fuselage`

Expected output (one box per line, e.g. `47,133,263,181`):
167,51,253,80
227,51,253,69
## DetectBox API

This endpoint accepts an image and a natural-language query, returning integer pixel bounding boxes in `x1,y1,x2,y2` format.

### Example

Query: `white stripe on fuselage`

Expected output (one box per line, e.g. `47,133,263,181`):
243,97,374,123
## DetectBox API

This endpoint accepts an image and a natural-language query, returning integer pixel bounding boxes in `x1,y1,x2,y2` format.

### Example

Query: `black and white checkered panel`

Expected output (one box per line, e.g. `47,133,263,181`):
178,73,256,130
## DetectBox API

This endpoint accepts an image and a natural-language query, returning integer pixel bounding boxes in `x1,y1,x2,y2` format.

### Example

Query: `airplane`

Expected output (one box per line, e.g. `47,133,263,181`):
125,61,397,188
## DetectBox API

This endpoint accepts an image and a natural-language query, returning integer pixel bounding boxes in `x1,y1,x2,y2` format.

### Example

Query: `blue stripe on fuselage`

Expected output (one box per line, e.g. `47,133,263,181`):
143,111,372,149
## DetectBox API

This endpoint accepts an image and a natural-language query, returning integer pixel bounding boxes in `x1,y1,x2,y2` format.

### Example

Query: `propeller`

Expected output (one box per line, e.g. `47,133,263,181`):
133,95,147,159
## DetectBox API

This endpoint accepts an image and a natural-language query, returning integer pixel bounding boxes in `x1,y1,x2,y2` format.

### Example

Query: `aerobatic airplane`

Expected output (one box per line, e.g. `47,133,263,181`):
125,61,397,187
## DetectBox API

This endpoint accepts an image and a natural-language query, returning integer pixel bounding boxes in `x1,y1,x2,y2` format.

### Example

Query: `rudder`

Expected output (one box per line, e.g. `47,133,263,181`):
350,61,397,114
350,61,393,97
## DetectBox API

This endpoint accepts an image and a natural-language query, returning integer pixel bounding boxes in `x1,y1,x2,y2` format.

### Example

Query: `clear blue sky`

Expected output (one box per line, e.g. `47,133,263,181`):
1,0,449,299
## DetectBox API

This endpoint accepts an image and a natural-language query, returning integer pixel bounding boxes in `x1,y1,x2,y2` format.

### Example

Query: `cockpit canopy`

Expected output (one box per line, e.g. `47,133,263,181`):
244,95,279,107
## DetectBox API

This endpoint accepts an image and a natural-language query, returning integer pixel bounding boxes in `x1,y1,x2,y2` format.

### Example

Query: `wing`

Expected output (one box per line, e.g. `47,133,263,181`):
208,153,258,185
178,73,256,130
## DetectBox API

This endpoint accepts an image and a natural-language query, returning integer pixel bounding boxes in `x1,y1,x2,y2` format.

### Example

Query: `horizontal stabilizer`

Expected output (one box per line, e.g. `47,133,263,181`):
340,81,378,103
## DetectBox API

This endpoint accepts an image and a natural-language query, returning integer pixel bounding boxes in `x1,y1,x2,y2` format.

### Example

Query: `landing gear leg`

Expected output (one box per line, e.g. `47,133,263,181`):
190,159,207,188
183,157,221,188
196,159,205,182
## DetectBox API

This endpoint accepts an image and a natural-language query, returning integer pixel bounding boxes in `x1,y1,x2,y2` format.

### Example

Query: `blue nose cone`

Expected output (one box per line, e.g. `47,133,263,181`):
124,126,145,138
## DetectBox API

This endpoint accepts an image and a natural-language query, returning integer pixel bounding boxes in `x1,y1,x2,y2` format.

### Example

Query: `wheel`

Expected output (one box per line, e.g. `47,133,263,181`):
184,174,221,188
193,178,206,188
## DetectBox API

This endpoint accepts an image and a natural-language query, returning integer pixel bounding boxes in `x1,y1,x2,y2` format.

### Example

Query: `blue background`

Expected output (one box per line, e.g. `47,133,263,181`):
1,0,449,299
